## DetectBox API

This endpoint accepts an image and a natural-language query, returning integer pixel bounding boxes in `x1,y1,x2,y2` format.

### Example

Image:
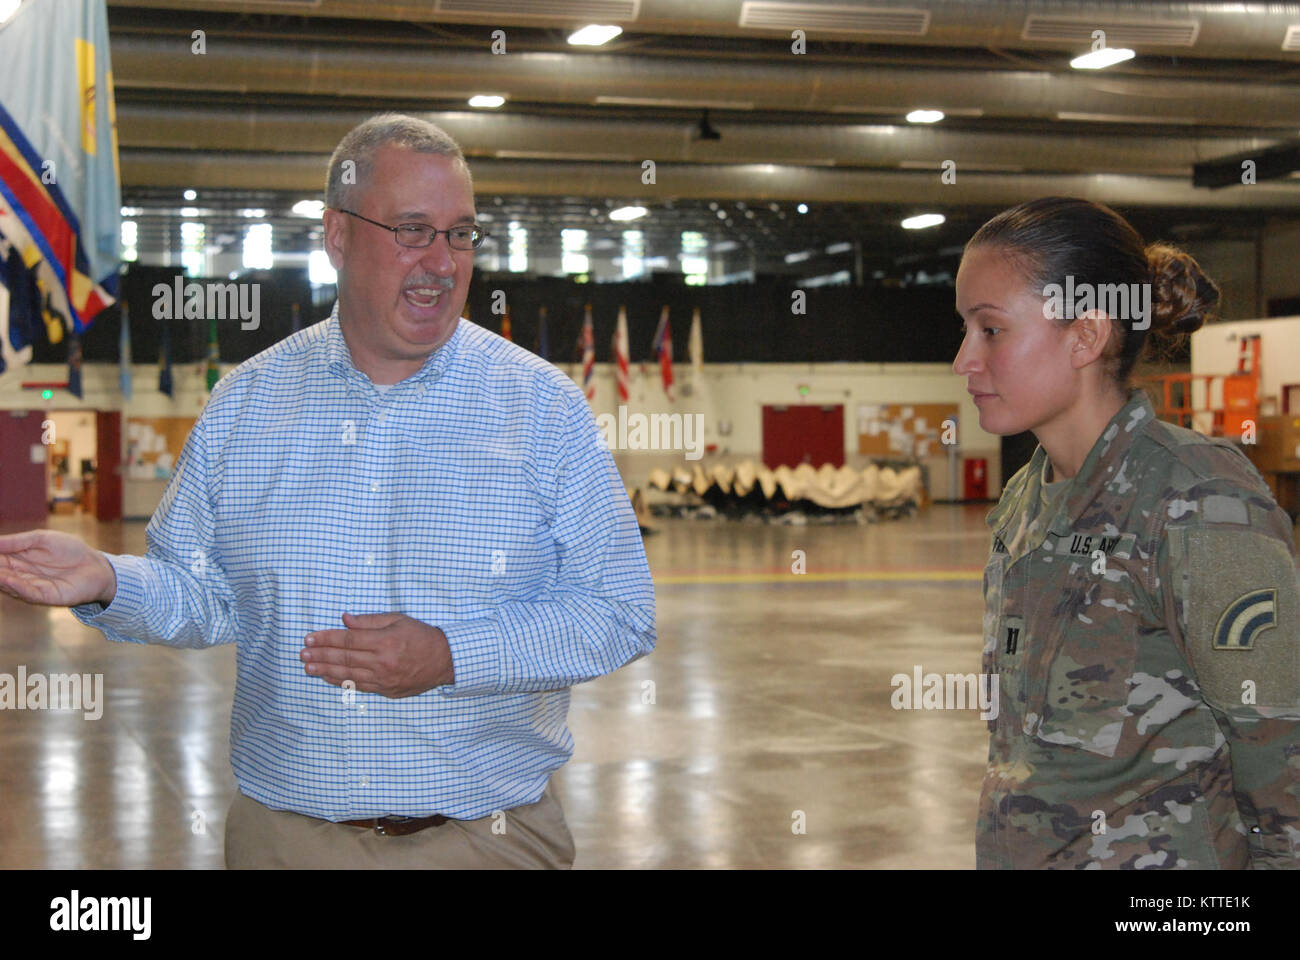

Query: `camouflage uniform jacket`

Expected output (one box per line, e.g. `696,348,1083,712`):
977,389,1300,869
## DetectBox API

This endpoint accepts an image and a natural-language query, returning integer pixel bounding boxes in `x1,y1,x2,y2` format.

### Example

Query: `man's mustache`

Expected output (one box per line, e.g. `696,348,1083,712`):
403,275,456,290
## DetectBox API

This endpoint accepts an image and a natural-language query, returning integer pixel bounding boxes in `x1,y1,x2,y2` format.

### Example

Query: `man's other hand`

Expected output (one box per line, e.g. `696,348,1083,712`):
300,612,454,698
0,530,117,608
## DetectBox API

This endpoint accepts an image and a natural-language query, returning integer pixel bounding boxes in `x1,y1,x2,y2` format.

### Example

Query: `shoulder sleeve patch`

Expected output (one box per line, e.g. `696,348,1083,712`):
1169,526,1300,710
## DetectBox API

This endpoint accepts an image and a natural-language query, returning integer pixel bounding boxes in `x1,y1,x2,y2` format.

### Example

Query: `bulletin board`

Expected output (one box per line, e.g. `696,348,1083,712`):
127,417,197,480
857,403,958,459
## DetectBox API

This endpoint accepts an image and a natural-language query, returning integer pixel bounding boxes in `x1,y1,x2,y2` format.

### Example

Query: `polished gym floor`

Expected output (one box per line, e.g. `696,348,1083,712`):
0,505,1020,868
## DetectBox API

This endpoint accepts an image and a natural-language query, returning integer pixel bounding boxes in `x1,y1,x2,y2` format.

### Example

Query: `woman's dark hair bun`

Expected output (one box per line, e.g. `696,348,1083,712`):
1146,243,1219,338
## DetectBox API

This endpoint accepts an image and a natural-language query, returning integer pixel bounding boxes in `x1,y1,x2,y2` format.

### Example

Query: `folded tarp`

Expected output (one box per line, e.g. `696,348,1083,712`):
646,460,922,509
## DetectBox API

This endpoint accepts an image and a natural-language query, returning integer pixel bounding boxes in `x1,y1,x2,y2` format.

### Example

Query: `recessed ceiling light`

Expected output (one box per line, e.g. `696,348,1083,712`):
609,206,648,221
292,200,325,218
568,24,623,46
906,109,944,124
902,213,945,230
183,189,197,201
797,203,809,214
469,95,506,108
1070,48,1135,69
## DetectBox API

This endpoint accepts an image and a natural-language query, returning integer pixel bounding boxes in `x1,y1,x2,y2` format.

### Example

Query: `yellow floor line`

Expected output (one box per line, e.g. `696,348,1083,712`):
654,570,982,584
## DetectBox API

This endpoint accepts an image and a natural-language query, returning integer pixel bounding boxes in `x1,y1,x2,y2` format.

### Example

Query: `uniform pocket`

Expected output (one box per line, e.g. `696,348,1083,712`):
1031,629,1136,758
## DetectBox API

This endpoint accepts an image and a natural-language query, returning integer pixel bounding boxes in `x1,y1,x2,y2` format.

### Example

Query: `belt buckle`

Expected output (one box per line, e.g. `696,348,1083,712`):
374,815,410,836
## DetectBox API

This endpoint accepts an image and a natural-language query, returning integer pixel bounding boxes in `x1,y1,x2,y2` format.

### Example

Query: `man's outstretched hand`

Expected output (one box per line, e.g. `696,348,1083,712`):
300,612,454,698
0,530,116,608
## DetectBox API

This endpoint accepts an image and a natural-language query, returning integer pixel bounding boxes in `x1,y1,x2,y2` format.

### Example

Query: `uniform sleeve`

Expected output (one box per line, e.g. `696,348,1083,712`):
436,391,656,695
69,412,243,649
1159,480,1300,868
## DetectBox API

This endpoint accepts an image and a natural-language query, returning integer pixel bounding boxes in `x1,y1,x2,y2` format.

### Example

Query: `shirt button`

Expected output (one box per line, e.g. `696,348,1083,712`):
376,412,386,423
364,553,375,566
357,704,366,713
359,776,369,788
369,481,380,493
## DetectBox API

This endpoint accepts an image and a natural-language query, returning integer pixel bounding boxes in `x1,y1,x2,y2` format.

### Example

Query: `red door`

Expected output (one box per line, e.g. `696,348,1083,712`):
761,404,844,469
95,410,122,522
0,410,48,525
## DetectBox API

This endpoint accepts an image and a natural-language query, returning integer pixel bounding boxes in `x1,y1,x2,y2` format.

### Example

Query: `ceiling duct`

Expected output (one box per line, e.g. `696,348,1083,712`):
106,37,1300,129
1022,14,1199,48
436,0,639,18
738,2,931,36
105,0,1300,63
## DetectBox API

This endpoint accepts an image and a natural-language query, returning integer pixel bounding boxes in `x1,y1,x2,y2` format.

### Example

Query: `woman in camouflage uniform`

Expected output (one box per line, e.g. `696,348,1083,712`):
954,197,1299,869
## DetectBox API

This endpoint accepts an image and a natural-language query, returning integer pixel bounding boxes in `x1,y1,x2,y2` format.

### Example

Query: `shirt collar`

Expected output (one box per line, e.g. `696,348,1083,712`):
323,303,466,387
987,388,1156,548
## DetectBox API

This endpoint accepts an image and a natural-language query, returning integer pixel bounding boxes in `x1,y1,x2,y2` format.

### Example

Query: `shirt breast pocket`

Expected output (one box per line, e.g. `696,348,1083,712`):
1030,598,1137,759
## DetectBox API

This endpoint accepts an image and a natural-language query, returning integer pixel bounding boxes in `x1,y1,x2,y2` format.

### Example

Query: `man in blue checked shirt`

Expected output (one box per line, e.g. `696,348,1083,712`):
0,114,657,869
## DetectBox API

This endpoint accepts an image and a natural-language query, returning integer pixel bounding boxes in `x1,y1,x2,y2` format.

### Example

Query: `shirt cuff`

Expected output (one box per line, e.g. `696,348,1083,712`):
438,617,502,696
69,553,153,644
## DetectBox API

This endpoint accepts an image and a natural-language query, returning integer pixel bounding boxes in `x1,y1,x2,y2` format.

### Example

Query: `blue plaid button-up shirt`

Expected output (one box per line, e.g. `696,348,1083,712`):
73,309,656,820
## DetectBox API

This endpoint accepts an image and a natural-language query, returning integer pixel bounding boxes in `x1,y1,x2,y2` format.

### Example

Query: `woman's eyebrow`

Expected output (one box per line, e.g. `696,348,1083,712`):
957,302,1007,317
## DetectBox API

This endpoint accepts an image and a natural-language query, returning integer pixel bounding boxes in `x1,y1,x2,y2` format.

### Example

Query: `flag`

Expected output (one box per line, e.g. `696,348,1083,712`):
158,317,173,398
0,232,38,375
500,309,512,342
652,305,674,401
581,303,595,401
118,300,132,400
535,305,549,361
689,306,704,377
67,330,82,398
0,0,121,366
205,315,219,391
613,306,630,404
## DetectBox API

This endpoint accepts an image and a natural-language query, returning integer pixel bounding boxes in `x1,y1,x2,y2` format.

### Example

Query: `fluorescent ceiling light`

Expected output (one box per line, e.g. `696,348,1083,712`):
902,213,945,230
784,250,814,264
609,206,647,221
825,242,852,255
906,109,944,124
568,24,622,46
1070,48,1135,69
468,94,506,108
292,200,325,218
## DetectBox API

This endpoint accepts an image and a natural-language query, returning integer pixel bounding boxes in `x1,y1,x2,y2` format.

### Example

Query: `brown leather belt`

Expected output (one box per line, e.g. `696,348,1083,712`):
341,813,450,836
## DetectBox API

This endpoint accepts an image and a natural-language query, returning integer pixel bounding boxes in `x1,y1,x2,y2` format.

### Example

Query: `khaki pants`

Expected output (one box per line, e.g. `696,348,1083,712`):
224,783,576,869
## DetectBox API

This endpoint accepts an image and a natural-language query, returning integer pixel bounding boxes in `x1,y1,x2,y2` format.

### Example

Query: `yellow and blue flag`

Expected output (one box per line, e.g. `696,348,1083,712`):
0,0,120,375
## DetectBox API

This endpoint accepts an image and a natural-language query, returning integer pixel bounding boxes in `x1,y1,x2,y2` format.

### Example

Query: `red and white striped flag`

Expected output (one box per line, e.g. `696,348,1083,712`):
613,306,630,403
652,305,674,401
581,303,595,401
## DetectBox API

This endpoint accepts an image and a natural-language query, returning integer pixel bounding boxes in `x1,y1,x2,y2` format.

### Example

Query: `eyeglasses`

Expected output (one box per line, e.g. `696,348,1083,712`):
338,208,489,251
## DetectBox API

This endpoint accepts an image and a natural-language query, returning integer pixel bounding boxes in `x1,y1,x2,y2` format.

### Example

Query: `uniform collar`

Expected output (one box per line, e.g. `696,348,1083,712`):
323,303,465,388
987,389,1155,555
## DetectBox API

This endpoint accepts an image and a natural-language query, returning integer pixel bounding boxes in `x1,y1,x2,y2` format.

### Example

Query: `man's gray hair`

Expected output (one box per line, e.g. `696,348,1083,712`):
325,113,470,210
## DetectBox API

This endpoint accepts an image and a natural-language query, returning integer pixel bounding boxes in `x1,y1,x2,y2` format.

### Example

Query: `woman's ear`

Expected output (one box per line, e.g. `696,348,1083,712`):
1069,309,1115,371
